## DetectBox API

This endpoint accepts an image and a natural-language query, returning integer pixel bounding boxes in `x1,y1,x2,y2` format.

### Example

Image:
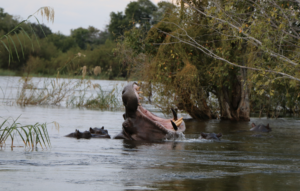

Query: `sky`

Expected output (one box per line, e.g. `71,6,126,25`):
2,0,168,36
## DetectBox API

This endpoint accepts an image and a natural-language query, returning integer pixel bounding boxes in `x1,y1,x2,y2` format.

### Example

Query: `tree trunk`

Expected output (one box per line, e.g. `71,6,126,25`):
217,68,250,121
177,89,215,120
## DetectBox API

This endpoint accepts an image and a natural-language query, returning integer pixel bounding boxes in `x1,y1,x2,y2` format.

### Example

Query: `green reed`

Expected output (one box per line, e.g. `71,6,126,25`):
66,83,120,109
0,116,51,149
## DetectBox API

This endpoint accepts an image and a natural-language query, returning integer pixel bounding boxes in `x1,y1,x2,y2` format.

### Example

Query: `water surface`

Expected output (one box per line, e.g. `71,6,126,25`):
1,76,300,191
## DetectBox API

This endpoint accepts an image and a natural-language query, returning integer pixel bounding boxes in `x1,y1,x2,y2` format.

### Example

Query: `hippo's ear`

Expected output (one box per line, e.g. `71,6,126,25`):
75,129,80,138
251,123,256,127
201,132,207,138
216,133,222,138
101,126,104,129
266,123,270,129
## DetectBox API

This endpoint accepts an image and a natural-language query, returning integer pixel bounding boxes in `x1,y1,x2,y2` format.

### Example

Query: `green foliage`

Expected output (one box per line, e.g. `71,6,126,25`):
0,6,55,70
0,116,51,149
108,0,172,40
0,7,126,79
31,23,52,39
108,11,130,40
0,1,177,80
70,26,106,50
125,0,157,26
47,33,77,52
119,0,300,118
0,34,58,71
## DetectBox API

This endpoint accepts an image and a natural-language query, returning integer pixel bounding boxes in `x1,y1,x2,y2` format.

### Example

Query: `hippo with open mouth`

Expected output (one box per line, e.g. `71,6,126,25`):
114,82,186,141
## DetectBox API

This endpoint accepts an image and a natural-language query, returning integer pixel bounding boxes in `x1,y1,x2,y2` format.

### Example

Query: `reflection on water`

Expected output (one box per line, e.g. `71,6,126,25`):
1,76,300,190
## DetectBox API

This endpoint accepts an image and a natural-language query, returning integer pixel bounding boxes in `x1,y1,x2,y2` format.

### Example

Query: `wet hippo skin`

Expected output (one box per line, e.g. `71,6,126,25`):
114,82,186,141
65,127,111,139
199,132,222,140
250,123,271,133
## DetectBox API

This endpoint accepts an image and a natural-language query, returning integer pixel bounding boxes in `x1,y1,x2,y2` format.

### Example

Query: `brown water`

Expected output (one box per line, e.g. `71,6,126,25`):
1,77,300,191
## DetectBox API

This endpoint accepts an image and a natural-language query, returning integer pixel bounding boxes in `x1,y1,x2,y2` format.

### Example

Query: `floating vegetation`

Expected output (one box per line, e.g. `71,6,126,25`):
15,76,121,109
66,83,120,110
0,116,51,149
16,77,79,106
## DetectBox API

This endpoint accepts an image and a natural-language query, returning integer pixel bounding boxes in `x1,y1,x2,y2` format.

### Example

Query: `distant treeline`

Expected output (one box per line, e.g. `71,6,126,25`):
0,0,172,79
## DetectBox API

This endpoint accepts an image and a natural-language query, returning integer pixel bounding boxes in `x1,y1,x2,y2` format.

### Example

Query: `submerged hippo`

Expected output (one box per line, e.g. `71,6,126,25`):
89,126,110,138
65,129,92,139
65,127,111,139
114,82,186,141
199,132,222,140
250,123,271,133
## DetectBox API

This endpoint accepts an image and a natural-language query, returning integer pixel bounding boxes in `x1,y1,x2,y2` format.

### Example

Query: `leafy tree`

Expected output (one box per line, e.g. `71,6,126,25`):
108,11,130,39
70,27,90,49
108,0,169,40
122,0,300,120
70,26,106,50
47,33,77,52
98,29,110,44
0,8,19,33
31,23,52,39
152,2,176,23
125,0,157,27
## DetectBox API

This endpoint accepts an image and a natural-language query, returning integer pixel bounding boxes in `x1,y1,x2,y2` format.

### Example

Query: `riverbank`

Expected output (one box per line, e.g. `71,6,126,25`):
0,69,126,81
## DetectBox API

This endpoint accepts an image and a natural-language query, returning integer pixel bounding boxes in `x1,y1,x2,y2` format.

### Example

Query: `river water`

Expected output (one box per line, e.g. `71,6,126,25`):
1,76,300,191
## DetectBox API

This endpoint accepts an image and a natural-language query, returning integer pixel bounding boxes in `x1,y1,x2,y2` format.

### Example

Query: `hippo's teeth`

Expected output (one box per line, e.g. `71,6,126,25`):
138,103,141,106
173,117,183,126
136,87,140,91
171,108,178,121
138,91,143,94
139,97,143,100
171,120,178,131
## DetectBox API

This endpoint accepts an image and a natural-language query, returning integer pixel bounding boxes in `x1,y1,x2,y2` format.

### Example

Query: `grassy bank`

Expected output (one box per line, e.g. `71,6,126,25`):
0,70,126,81
0,69,17,76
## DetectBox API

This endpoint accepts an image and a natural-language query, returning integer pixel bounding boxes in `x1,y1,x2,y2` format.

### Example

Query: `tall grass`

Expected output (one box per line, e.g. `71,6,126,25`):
0,8,55,149
0,116,51,149
16,77,79,106
16,77,121,109
0,7,54,65
67,84,120,109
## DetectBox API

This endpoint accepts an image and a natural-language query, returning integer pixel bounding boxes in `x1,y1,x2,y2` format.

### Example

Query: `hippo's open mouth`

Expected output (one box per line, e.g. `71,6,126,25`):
138,106,183,132
114,82,185,141
132,82,185,133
